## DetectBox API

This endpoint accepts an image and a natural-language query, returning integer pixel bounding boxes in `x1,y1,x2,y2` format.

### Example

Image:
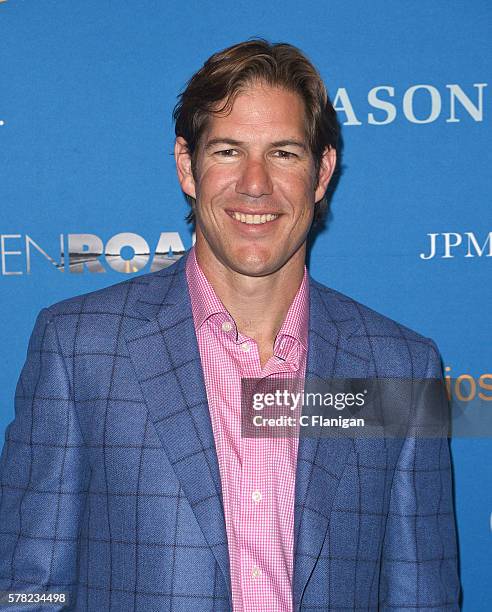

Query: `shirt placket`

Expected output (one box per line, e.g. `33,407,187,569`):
234,334,259,611
236,334,301,612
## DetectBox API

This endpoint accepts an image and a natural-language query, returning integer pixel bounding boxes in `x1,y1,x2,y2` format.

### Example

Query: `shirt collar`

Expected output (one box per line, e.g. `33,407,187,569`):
185,245,309,352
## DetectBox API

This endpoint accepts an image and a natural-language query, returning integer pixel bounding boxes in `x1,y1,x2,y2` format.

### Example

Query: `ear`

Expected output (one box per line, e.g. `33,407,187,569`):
314,146,337,202
174,136,197,199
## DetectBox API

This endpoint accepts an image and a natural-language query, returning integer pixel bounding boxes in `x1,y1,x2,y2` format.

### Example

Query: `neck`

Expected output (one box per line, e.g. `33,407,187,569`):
193,242,305,348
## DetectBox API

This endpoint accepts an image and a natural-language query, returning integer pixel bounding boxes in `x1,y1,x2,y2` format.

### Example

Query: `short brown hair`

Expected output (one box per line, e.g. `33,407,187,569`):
173,38,339,225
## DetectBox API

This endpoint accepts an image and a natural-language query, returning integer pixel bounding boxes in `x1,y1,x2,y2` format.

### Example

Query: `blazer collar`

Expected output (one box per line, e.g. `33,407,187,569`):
133,249,362,340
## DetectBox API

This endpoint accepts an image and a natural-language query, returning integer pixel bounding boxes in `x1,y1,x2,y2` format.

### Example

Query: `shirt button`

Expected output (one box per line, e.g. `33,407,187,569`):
222,321,233,332
251,490,262,502
251,566,262,579
241,343,250,352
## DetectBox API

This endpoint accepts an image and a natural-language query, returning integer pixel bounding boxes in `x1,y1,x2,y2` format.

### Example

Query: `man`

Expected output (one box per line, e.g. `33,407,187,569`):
0,40,460,610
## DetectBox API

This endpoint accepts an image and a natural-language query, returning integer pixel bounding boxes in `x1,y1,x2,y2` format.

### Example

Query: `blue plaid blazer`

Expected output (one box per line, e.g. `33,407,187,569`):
0,250,460,611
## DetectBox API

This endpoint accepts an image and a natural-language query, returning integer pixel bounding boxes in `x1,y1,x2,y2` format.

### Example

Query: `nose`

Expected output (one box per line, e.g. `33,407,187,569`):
235,158,273,198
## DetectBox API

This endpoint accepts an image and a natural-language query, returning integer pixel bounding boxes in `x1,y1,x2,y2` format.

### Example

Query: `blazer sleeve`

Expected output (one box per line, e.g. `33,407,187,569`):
379,339,461,611
0,308,90,611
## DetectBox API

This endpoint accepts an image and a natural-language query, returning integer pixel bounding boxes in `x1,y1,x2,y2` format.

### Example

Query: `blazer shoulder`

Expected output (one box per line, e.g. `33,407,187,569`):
311,278,436,348
27,269,174,359
44,271,153,318
311,279,441,377
43,253,187,322
37,265,177,344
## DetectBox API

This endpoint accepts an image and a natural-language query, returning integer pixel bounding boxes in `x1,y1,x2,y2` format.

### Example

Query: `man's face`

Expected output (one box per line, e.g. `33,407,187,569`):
175,83,336,277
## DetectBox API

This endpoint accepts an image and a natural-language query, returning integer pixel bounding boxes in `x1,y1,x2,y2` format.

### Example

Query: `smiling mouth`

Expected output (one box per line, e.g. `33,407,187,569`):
228,211,280,225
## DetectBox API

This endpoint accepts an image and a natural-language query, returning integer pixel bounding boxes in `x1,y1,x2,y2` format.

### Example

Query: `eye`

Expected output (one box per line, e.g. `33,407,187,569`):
215,149,239,157
273,150,297,159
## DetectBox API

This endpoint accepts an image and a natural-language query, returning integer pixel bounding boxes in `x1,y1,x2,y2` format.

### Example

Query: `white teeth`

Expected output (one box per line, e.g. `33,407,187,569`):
231,212,278,224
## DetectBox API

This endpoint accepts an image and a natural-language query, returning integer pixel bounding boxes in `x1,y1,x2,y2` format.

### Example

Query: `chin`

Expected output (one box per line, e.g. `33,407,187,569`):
227,249,281,277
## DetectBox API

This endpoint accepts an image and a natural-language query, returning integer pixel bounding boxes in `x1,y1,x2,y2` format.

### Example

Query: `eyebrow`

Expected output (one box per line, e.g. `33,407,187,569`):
203,138,308,152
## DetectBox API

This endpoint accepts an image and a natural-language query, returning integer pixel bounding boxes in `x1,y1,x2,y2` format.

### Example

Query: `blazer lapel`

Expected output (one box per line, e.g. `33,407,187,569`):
293,279,371,609
124,252,232,603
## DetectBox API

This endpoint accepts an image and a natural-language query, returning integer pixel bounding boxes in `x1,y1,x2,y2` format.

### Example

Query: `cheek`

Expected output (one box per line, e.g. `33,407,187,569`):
198,165,236,201
277,173,315,208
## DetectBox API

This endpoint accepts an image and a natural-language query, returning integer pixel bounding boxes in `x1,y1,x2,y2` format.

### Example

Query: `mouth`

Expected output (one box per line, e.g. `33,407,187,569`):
227,211,280,225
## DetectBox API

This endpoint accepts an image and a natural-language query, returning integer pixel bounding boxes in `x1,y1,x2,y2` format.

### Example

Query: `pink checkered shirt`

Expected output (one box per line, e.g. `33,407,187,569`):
185,247,308,612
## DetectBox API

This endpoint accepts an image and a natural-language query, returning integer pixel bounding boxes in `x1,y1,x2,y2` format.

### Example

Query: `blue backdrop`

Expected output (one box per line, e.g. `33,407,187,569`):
1,1,490,608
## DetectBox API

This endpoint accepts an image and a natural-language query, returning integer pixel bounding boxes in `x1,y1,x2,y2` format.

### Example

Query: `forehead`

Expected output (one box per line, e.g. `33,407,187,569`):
202,84,308,140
